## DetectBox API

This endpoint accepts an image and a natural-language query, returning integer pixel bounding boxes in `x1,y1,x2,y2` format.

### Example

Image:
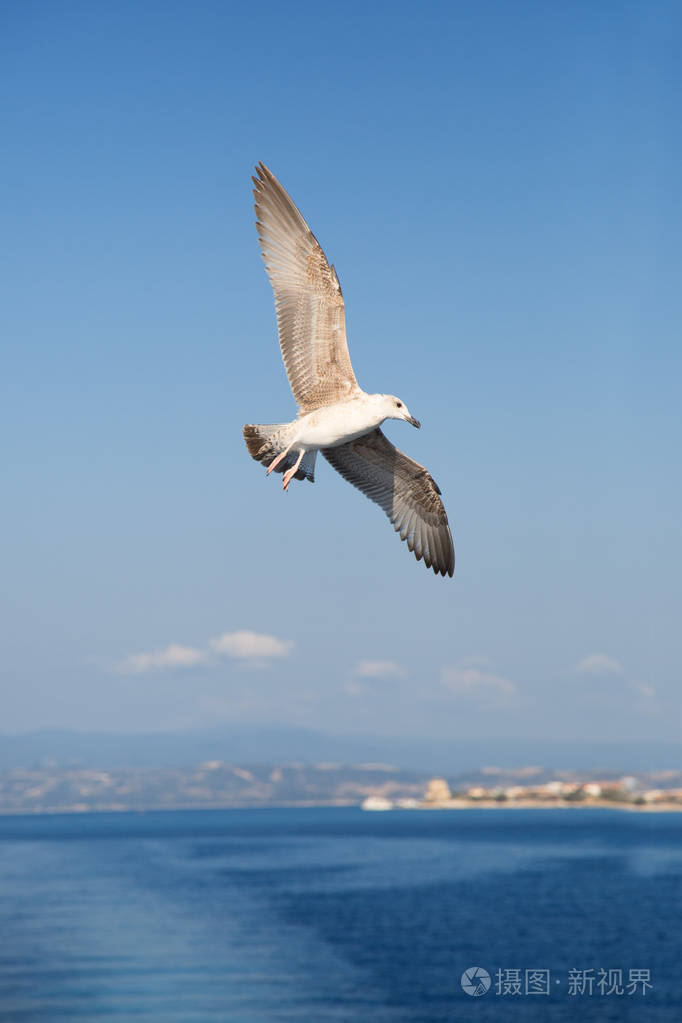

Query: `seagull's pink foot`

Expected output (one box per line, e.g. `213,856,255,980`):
266,443,293,477
282,450,305,491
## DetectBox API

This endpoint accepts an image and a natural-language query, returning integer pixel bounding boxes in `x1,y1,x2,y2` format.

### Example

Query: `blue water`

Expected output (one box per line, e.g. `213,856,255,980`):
0,808,680,1021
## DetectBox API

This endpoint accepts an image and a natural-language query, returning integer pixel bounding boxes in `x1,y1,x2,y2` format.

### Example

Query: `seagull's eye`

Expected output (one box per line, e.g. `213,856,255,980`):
396,401,402,408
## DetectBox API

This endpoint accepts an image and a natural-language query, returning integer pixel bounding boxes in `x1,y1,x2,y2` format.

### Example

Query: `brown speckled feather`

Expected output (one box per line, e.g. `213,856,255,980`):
322,429,455,577
253,163,360,412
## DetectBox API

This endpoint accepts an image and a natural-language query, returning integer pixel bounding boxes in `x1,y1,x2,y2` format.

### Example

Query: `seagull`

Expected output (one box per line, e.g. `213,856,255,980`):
243,163,455,578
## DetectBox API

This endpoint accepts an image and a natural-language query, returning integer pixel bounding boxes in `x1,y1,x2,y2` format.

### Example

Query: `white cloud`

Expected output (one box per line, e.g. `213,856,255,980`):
441,665,517,698
117,643,206,675
576,653,622,676
115,629,293,675
353,659,405,679
209,630,293,661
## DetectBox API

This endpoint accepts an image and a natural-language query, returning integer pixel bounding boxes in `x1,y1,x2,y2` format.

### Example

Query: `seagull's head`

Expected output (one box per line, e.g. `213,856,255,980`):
375,393,421,429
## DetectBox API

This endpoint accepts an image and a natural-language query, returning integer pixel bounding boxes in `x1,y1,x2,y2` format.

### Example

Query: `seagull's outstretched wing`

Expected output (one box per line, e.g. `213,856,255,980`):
253,163,361,413
323,429,455,577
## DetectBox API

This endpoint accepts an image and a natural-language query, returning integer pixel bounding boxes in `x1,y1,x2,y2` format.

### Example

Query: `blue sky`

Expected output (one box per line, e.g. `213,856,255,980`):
2,1,681,746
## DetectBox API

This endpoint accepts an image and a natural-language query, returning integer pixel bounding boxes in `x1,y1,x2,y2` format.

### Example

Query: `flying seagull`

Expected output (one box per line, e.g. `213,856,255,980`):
243,163,455,578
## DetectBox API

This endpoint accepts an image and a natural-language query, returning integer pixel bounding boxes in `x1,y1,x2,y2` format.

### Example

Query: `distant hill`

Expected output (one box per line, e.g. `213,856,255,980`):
0,761,425,814
1,758,680,815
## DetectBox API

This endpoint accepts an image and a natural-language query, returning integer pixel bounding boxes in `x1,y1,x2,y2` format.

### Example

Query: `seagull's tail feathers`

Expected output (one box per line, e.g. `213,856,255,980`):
243,423,282,462
243,423,316,483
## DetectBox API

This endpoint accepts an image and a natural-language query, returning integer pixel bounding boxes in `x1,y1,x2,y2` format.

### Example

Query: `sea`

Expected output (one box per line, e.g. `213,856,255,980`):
0,807,680,1022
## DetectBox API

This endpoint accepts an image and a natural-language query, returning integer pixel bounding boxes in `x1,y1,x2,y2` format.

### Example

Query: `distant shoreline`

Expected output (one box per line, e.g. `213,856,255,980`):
1,800,681,818
415,799,682,812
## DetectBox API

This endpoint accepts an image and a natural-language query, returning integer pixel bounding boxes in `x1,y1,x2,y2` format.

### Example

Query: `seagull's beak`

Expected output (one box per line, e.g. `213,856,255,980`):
407,416,421,429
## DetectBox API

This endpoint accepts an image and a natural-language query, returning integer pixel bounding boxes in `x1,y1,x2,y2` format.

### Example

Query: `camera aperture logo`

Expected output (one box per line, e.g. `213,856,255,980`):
461,967,491,997
459,965,652,999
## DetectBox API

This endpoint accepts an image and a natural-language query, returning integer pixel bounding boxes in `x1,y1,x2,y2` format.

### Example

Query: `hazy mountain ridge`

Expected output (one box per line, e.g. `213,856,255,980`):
1,727,678,773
